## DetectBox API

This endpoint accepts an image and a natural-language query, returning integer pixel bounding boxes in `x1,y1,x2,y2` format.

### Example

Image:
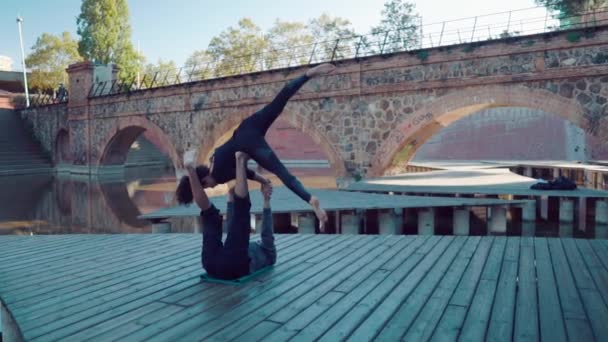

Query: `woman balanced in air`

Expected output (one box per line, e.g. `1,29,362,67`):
176,63,337,227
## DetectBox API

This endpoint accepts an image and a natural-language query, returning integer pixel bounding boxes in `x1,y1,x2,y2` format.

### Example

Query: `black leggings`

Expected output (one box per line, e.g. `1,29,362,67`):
233,75,312,203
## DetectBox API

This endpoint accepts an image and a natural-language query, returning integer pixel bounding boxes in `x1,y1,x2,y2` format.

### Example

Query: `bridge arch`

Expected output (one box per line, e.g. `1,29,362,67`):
370,85,588,176
195,108,348,178
97,116,179,169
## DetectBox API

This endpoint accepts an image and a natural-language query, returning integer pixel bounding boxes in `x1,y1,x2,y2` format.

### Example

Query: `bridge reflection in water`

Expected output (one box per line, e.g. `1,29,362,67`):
0,167,337,236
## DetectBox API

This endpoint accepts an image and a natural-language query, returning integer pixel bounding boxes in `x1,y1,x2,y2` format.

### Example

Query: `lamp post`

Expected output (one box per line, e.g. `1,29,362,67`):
17,16,30,107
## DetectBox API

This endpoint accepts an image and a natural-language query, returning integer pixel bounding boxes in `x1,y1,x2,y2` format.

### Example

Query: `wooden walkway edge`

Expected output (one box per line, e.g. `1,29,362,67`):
1,234,608,341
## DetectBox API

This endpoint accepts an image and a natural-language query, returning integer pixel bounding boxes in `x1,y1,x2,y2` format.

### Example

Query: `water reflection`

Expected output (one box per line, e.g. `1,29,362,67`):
0,167,187,235
0,167,604,239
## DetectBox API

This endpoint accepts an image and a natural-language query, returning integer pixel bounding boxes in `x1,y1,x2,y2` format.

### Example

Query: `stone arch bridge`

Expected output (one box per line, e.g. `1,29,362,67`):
21,26,608,183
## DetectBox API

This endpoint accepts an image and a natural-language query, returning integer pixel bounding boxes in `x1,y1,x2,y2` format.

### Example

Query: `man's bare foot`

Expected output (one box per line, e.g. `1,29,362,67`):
309,196,328,232
306,63,336,78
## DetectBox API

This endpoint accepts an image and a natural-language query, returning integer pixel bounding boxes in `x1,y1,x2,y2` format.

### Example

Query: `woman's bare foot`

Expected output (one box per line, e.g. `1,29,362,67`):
309,196,328,232
306,63,336,78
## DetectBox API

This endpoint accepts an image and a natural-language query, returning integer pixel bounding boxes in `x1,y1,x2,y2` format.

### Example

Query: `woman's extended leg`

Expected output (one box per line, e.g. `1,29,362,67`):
238,63,336,136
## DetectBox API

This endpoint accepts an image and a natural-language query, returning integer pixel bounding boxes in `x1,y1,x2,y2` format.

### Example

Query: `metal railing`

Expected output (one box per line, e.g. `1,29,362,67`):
77,6,608,98
14,93,68,109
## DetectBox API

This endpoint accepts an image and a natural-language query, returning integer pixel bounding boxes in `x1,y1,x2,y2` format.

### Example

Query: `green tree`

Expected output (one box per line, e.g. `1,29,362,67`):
207,18,268,76
76,0,143,81
370,0,420,54
142,59,178,86
184,50,215,80
265,20,314,69
307,14,357,61
25,32,82,92
536,0,607,26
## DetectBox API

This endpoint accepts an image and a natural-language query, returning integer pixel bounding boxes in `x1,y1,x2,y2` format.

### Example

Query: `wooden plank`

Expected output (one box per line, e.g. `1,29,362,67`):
457,236,507,341
23,258,203,340
514,237,539,341
547,238,595,341
563,238,608,341
534,238,567,342
319,237,452,341
8,236,200,316
74,236,334,339
16,238,211,318
589,239,608,274
141,187,533,219
232,320,283,342
71,302,185,342
28,235,343,341
0,235,122,270
486,237,520,342
430,237,495,342
116,235,366,341
575,239,608,312
261,291,346,342
0,235,171,286
289,237,429,341
373,237,468,340
165,236,389,341
246,237,414,341
2,235,187,300
402,236,481,342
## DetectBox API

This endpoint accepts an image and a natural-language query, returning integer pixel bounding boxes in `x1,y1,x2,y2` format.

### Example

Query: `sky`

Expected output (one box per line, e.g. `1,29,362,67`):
1,0,540,72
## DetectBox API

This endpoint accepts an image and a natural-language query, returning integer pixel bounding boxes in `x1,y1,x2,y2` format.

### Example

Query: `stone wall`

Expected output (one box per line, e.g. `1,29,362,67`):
19,26,608,178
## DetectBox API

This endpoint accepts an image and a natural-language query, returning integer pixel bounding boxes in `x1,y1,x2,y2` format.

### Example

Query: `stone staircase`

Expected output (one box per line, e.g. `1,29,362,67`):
0,109,53,176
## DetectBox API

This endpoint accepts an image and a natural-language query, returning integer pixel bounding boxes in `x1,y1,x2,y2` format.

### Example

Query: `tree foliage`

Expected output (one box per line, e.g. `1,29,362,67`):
307,14,357,60
265,20,314,68
76,0,143,81
142,59,178,86
206,18,268,75
370,0,420,53
25,32,82,92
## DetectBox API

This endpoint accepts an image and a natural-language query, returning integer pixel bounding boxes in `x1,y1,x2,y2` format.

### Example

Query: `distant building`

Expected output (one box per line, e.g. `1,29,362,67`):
0,56,13,71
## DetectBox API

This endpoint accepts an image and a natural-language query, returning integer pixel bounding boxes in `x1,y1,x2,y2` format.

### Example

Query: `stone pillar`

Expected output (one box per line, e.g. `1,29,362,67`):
596,200,608,239
488,206,507,235
297,213,316,234
520,201,536,237
524,167,533,177
152,220,171,233
379,209,399,235
341,210,360,234
584,170,594,188
578,198,587,232
596,200,608,225
539,196,549,221
559,198,574,223
417,208,435,235
66,62,96,172
453,208,470,236
522,201,536,222
559,198,574,237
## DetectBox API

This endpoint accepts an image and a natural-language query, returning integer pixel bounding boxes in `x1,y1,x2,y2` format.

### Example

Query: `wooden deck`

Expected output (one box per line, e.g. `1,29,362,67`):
1,234,608,341
139,187,532,219
346,170,608,198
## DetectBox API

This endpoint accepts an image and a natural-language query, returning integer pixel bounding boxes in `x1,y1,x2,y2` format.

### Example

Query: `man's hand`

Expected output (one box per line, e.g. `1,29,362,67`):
306,63,336,78
261,181,273,201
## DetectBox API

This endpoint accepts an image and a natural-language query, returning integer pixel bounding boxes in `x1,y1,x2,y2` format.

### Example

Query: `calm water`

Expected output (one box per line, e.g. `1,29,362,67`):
0,167,184,235
0,167,604,239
